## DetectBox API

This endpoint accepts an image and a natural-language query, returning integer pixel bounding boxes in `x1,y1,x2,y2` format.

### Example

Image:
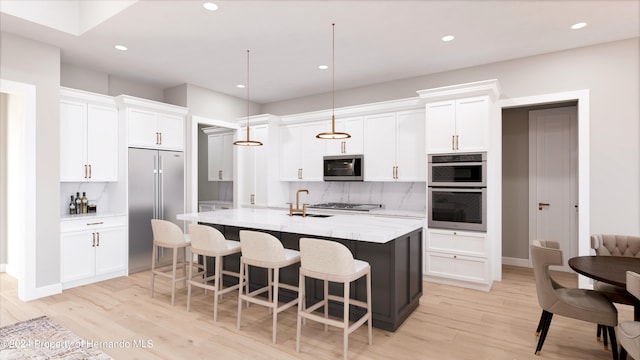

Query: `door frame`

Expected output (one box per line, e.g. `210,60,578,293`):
499,89,591,288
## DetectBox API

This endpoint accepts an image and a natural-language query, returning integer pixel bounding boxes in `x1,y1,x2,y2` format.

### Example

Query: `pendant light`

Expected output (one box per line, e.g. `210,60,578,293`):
316,23,351,140
234,49,263,146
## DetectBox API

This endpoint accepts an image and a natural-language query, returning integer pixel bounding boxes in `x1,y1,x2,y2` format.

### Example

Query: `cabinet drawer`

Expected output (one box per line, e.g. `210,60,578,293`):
61,216,126,233
427,230,487,257
425,251,490,284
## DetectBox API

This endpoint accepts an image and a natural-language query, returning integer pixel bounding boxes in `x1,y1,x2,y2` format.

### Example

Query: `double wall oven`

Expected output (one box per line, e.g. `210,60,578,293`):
428,152,487,232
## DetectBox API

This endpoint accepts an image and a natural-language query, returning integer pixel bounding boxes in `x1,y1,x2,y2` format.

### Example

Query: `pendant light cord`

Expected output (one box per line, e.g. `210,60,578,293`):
246,49,251,140
331,23,335,132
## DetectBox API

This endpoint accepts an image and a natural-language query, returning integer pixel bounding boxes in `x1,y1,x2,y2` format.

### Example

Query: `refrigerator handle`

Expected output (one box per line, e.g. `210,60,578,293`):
159,154,164,220
153,154,158,220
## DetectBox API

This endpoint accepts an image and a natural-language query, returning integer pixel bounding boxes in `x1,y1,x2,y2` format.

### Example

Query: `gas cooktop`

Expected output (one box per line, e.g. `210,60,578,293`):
308,202,384,211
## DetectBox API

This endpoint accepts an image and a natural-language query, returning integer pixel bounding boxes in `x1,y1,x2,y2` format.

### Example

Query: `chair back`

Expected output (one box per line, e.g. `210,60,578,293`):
151,219,185,245
188,224,227,251
530,240,563,311
627,271,640,300
239,230,286,262
591,234,640,257
300,238,355,276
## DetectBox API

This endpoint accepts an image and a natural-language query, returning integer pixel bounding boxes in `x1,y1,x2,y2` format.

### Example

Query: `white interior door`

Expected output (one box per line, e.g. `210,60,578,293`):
529,106,578,271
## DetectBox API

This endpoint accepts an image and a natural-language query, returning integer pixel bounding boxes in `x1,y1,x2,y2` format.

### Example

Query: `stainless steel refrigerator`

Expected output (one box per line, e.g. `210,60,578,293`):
128,148,185,273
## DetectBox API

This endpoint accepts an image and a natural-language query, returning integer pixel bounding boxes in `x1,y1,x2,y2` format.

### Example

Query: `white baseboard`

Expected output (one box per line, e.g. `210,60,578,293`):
502,256,530,268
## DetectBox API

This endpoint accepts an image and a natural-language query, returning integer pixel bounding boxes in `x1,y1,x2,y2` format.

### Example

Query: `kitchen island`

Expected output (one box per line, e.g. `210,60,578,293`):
178,208,424,332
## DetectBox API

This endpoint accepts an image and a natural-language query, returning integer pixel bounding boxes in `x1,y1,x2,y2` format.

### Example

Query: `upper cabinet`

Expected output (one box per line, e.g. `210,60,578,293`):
279,121,326,181
418,79,501,154
425,97,490,153
116,95,187,151
363,109,425,181
60,88,118,182
324,116,364,156
206,131,234,181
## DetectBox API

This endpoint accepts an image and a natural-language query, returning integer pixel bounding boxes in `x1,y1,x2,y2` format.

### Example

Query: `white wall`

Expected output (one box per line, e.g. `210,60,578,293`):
264,38,640,236
0,93,7,267
1,32,61,288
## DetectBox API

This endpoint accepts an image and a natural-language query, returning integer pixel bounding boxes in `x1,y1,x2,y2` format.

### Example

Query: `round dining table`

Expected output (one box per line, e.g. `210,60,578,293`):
568,255,640,320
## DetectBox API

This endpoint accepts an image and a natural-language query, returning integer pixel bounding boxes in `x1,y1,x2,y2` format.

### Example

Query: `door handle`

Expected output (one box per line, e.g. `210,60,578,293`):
218,170,222,180
538,202,550,210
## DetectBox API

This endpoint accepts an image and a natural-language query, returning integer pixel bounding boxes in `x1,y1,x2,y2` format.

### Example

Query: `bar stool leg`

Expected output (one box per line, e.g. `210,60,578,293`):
343,281,349,360
171,247,178,306
296,270,305,353
237,258,245,330
324,279,329,331
272,267,280,344
150,244,157,298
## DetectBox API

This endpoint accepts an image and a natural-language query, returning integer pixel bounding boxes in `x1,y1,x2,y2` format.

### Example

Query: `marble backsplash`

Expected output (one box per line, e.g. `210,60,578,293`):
60,182,112,216
286,181,426,213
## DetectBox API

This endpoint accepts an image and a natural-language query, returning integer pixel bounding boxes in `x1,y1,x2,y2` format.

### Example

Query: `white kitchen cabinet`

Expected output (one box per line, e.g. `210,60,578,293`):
425,229,491,289
324,116,364,155
60,90,118,182
117,95,187,151
425,96,490,153
60,215,127,289
279,121,326,181
363,109,425,181
238,125,269,206
207,132,234,181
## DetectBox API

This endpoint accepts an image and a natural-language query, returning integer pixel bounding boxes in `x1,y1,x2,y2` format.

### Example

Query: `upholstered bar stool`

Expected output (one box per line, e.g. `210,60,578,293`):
186,224,242,321
296,238,372,360
237,230,300,344
618,271,640,360
150,219,190,306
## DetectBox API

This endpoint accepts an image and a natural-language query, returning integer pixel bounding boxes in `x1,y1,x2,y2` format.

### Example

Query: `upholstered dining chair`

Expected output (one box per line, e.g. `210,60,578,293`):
618,271,640,360
530,240,619,360
592,234,640,347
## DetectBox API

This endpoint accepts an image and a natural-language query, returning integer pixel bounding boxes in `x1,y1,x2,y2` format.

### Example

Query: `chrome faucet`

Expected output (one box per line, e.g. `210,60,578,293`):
288,189,309,217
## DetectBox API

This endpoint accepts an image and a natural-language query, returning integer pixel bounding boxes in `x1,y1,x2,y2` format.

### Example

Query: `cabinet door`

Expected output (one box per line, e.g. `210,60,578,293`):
95,226,126,276
455,96,489,152
237,128,256,206
298,121,326,181
364,113,397,181
396,110,426,181
279,124,301,181
324,116,364,155
87,104,118,181
128,108,158,148
60,100,88,181
158,113,184,150
426,100,456,153
252,126,269,206
61,231,95,283
207,134,225,181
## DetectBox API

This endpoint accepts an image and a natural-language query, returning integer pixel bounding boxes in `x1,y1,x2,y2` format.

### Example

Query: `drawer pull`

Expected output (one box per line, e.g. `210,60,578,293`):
453,255,457,259
87,221,104,226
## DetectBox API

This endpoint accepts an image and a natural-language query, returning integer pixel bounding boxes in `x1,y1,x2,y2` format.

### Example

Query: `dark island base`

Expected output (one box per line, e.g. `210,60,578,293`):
200,223,423,332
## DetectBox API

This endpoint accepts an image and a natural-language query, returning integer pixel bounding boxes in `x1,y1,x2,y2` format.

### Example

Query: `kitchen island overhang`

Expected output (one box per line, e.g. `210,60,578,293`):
178,208,424,332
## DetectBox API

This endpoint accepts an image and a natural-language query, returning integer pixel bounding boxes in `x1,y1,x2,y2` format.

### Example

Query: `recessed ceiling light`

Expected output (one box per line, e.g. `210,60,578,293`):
571,22,587,30
237,84,245,88
114,45,128,51
441,35,455,42
203,2,218,11
318,65,328,70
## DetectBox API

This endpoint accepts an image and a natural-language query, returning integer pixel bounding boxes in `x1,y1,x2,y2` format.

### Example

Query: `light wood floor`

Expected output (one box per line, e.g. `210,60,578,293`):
0,266,633,359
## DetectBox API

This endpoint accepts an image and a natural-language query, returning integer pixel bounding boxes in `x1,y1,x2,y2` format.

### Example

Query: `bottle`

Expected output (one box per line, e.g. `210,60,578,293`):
75,192,81,214
69,195,76,215
81,192,88,214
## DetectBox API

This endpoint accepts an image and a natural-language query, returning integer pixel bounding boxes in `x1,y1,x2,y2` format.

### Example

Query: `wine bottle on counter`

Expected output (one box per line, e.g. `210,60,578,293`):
75,192,81,214
81,192,88,214
69,195,76,215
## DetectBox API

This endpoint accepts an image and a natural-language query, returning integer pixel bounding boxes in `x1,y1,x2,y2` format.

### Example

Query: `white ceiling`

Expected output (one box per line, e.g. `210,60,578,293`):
1,0,638,104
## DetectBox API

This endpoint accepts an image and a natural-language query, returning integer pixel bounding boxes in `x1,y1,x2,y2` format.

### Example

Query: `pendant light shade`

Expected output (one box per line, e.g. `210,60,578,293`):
234,49,263,146
316,23,351,140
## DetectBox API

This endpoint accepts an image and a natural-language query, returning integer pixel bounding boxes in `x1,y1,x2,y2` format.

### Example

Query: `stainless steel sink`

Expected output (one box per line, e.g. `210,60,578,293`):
290,213,333,218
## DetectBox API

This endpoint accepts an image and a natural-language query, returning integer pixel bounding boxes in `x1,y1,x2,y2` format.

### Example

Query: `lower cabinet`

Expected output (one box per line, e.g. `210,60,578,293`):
60,215,127,289
203,223,422,332
424,229,492,290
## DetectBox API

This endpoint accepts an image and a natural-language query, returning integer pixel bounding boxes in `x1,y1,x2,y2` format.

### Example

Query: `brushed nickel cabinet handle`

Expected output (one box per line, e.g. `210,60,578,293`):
218,170,222,180
86,221,104,226
455,135,459,150
84,164,88,179
88,164,92,178
250,194,255,205
159,132,162,145
96,232,100,247
92,233,96,247
452,135,455,150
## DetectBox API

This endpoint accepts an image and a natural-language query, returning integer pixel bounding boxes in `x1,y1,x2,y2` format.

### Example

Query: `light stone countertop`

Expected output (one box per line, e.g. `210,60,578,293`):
177,207,424,244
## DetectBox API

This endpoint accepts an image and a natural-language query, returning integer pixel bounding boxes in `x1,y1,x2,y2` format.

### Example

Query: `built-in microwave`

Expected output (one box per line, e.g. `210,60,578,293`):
428,152,486,187
428,187,487,232
323,155,363,181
